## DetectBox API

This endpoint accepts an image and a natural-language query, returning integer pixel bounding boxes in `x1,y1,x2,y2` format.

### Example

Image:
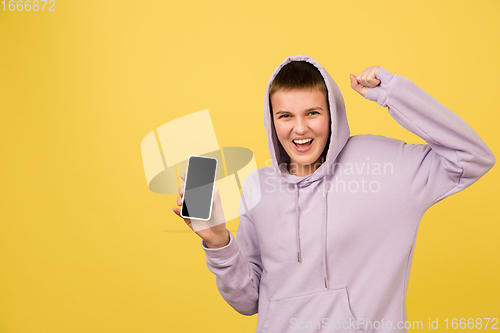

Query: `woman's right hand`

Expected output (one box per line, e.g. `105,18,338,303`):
172,173,230,249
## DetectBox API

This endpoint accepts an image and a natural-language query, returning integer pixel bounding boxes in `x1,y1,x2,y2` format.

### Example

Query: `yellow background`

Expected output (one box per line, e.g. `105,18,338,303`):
1,0,499,332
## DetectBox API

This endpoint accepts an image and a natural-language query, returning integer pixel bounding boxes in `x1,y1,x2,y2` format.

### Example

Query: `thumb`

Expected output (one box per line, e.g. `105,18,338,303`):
349,74,356,87
349,74,358,87
208,188,226,227
213,188,221,209
350,74,363,96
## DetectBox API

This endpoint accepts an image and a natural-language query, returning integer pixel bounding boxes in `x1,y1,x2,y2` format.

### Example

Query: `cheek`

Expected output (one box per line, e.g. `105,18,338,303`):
274,122,291,141
312,120,330,139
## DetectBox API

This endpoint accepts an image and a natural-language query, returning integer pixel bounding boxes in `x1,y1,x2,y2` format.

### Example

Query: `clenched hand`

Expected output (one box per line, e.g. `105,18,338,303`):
350,66,381,98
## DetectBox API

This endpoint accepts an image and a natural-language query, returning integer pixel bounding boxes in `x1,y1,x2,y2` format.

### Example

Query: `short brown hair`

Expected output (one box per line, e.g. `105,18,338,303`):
269,61,328,115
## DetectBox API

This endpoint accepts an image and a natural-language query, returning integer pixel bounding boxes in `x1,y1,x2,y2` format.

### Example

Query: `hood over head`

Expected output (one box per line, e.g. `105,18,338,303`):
263,54,350,187
262,54,350,288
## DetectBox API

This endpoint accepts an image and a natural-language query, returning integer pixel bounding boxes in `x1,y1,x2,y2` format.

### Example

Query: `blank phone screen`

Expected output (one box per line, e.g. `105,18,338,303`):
181,156,218,220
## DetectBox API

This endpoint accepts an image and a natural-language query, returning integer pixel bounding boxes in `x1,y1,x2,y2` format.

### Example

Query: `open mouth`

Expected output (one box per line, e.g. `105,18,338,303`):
293,138,313,148
292,138,314,152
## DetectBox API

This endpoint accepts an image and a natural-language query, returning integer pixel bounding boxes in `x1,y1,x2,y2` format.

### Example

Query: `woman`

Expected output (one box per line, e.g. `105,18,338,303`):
173,54,495,332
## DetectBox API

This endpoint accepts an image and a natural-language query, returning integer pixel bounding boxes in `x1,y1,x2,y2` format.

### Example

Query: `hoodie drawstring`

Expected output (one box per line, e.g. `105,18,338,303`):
294,183,301,263
294,179,329,289
322,179,329,288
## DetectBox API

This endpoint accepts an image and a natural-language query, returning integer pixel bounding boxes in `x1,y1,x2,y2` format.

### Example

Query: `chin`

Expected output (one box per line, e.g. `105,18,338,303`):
290,154,320,166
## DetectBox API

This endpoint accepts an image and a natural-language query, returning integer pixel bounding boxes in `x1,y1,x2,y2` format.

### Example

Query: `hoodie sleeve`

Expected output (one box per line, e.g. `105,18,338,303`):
365,67,496,213
200,183,262,316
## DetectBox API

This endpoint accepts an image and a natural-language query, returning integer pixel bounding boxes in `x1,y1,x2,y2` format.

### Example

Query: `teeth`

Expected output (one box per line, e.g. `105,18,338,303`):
293,138,313,144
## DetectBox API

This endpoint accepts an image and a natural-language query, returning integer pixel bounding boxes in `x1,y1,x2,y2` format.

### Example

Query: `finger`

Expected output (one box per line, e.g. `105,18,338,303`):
176,193,184,205
177,186,184,204
367,78,381,87
173,206,182,217
172,207,194,230
359,76,369,86
362,80,377,88
356,70,367,83
180,173,186,181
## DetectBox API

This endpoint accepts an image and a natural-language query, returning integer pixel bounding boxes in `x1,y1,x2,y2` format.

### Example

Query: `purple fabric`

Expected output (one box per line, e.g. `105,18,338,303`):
200,54,495,333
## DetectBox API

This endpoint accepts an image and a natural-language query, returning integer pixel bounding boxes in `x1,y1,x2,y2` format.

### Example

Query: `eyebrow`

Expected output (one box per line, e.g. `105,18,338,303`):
275,107,324,115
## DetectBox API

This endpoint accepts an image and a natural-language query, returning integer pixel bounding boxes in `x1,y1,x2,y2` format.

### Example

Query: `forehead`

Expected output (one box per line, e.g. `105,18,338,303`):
271,88,328,110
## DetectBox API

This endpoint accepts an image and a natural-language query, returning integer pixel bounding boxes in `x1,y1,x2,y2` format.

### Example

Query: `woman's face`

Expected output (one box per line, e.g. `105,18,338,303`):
271,88,331,177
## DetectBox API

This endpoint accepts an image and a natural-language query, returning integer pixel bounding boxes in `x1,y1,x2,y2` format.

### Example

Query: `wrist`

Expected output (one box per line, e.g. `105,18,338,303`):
205,230,230,249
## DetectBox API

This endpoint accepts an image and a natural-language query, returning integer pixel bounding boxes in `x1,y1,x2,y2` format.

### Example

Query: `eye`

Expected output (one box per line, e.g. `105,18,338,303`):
278,114,291,119
308,111,320,116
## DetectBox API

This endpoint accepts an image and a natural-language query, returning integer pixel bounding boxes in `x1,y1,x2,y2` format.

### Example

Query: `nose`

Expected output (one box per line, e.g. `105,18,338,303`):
293,116,308,135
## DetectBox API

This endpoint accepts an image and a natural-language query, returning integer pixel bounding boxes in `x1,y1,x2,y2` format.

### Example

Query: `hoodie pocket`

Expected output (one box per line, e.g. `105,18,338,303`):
260,286,366,333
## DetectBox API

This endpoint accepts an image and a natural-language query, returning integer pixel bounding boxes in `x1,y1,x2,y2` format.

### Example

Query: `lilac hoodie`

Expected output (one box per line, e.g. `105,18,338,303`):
201,54,495,332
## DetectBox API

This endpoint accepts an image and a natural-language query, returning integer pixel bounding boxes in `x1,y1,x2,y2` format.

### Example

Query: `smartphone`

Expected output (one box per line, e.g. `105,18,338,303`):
180,155,218,221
